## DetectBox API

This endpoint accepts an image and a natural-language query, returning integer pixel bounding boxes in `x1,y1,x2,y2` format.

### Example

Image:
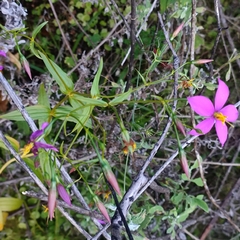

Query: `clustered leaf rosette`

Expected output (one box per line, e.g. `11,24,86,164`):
187,78,239,146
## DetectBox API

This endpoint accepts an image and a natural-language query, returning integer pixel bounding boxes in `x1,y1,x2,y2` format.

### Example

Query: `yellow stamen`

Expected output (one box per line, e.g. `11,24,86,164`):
22,142,34,157
103,191,111,200
42,205,48,213
214,112,227,124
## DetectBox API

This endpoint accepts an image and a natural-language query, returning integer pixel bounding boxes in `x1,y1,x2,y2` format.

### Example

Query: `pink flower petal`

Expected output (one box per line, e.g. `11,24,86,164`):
30,129,44,141
214,79,229,111
189,117,215,135
57,184,71,206
34,142,58,152
221,105,239,122
0,50,6,58
187,96,214,116
215,121,228,146
41,122,49,130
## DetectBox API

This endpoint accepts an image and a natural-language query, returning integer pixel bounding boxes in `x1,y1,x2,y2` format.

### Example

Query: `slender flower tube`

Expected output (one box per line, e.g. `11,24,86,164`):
187,78,239,146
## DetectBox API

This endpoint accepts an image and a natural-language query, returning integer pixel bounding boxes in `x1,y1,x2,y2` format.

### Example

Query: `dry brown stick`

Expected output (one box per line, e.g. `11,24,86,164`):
22,190,105,220
200,177,240,240
125,0,136,91
214,141,240,199
196,151,240,237
48,0,77,64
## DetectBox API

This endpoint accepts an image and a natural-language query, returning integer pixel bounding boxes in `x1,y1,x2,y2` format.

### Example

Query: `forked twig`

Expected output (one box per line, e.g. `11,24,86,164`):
196,151,240,236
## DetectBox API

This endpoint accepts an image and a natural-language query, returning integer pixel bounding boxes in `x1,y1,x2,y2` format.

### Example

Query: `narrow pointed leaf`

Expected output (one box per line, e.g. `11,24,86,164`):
109,89,132,106
32,21,48,39
39,51,74,94
91,58,103,98
38,83,50,109
71,93,107,107
0,105,50,121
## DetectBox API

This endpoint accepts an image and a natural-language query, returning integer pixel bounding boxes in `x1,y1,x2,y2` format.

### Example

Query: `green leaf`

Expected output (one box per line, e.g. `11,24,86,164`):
39,151,51,180
91,58,103,98
54,105,92,130
38,51,74,94
148,205,165,214
0,105,50,121
38,83,50,109
0,198,22,212
71,93,107,107
171,192,184,205
192,177,204,187
32,21,48,39
194,196,209,213
30,22,48,58
109,89,132,106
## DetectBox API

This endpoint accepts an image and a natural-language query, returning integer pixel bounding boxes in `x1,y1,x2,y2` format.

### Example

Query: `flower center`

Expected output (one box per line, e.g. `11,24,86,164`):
22,142,34,157
214,112,227,124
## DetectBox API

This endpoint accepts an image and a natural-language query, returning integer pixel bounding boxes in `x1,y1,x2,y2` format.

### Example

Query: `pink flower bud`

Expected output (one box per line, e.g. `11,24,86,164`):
192,59,213,65
22,57,32,80
57,184,71,206
103,166,121,196
94,197,111,223
48,182,57,221
179,149,190,178
171,22,184,40
176,119,186,137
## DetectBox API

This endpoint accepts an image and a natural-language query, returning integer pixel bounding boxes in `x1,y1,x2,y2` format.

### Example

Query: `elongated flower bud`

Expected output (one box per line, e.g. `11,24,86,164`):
101,158,121,196
57,184,71,206
175,119,186,137
171,22,184,40
48,182,57,221
179,149,190,179
22,56,32,80
94,197,111,223
192,59,213,64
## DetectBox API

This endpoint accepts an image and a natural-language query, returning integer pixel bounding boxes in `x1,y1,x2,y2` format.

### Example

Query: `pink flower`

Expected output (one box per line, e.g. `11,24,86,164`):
22,122,58,157
187,78,238,146
57,184,71,206
30,122,58,155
